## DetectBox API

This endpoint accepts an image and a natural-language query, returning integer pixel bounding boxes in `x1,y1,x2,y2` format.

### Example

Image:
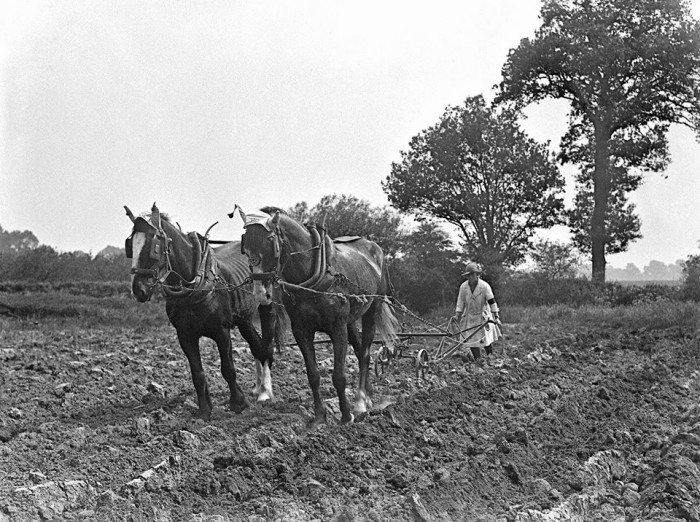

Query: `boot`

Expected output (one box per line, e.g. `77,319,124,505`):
470,346,481,360
485,344,493,356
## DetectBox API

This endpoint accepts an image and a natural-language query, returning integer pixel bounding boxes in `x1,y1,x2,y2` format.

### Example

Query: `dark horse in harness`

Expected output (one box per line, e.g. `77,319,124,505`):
235,206,398,428
125,203,284,420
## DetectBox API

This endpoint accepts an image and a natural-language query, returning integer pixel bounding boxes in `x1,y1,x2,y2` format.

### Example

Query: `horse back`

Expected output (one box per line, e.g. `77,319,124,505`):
212,241,249,285
330,238,388,294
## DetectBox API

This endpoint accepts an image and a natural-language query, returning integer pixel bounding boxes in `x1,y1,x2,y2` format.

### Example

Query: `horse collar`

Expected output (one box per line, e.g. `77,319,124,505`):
162,234,215,303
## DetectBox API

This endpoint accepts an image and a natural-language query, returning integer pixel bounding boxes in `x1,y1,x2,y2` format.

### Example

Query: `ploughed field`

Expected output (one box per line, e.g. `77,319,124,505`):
1,293,699,521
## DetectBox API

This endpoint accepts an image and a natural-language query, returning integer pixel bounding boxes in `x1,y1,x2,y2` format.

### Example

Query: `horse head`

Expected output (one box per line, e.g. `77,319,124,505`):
239,209,282,306
124,203,170,302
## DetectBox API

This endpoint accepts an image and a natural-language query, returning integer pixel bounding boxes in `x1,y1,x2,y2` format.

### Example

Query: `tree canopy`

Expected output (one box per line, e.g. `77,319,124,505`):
383,95,565,282
498,0,700,282
287,194,405,257
0,225,39,253
530,238,582,279
389,221,463,313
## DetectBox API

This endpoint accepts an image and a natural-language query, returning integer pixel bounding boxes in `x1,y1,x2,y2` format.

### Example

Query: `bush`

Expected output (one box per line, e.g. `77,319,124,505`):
500,274,597,307
499,273,679,307
681,254,700,301
602,282,679,306
505,300,699,332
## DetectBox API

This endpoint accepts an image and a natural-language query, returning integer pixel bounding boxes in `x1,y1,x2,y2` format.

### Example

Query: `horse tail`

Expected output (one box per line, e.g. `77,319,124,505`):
375,258,400,344
375,298,400,345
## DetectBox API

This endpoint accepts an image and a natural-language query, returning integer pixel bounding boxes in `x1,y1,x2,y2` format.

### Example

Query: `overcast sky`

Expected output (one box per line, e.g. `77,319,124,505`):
1,0,699,269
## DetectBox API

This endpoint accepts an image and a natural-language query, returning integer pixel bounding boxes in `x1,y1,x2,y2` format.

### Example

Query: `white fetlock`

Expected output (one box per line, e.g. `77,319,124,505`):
354,390,369,414
256,361,274,402
257,390,274,402
253,360,263,397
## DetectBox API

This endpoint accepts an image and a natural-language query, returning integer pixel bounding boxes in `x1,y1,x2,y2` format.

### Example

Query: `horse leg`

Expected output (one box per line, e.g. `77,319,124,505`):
348,323,371,414
238,318,274,403
294,327,326,428
330,324,354,424
212,328,249,413
176,330,212,420
357,302,382,412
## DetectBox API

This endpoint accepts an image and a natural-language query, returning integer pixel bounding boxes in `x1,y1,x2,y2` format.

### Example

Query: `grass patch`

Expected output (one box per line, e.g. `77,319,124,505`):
0,292,168,330
507,300,700,334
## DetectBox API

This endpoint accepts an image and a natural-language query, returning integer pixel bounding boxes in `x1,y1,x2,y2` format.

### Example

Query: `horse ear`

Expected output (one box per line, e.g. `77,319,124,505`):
271,211,280,229
151,202,161,229
227,205,248,225
124,206,136,223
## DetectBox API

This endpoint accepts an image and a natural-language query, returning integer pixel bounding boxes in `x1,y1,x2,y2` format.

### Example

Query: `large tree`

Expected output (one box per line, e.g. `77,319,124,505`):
498,0,700,283
383,95,565,284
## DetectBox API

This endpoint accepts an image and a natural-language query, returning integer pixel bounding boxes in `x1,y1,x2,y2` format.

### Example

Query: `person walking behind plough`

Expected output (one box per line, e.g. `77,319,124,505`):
452,262,501,361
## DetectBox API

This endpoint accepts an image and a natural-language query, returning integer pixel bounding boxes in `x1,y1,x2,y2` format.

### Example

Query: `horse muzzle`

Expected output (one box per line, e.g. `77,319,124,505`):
251,272,274,306
131,274,155,303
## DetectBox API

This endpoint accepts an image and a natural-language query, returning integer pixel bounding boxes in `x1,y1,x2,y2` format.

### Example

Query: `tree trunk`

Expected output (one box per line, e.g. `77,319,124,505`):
591,125,612,284
480,247,505,294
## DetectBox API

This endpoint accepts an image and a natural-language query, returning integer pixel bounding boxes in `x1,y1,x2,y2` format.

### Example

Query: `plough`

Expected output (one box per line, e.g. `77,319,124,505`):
374,316,503,379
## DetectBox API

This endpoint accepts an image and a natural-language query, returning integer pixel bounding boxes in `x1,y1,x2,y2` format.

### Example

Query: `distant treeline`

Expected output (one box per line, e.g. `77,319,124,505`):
1,222,699,309
0,245,697,309
605,260,683,282
0,246,130,285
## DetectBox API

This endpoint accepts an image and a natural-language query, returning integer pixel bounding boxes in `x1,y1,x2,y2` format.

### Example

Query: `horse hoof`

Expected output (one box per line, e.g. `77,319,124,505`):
354,411,369,423
341,413,355,424
230,399,250,414
196,409,212,421
256,392,274,403
306,416,326,430
354,391,372,414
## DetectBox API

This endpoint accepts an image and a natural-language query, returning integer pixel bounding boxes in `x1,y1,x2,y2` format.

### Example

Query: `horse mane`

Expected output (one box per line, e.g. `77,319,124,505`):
139,211,172,223
259,206,287,216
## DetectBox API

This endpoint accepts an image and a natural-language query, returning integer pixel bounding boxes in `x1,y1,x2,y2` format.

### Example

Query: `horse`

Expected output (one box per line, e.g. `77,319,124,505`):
124,203,286,420
234,206,399,428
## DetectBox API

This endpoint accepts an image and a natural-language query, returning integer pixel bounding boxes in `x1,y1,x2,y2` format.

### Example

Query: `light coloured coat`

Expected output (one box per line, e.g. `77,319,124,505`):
455,278,501,347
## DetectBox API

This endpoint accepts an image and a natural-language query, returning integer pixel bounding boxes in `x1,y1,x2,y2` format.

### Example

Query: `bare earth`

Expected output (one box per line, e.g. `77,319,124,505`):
1,310,699,521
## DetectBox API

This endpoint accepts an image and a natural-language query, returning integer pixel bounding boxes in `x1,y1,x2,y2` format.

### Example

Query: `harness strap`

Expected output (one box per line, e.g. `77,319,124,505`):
162,234,216,303
297,223,327,289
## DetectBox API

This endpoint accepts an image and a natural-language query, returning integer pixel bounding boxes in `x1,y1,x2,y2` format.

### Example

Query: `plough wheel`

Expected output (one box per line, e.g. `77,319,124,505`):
415,349,429,379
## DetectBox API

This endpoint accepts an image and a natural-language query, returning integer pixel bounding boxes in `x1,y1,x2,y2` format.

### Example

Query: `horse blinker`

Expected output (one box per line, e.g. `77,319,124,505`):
125,236,133,258
150,234,165,261
270,234,280,258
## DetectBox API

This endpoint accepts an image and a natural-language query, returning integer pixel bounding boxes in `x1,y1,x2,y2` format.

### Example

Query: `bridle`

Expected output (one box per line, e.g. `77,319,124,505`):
125,217,173,287
242,217,329,291
241,225,282,286
125,205,230,305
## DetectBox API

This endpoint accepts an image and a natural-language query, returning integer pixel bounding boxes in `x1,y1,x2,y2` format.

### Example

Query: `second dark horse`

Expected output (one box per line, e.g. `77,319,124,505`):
125,203,284,420
237,206,399,428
